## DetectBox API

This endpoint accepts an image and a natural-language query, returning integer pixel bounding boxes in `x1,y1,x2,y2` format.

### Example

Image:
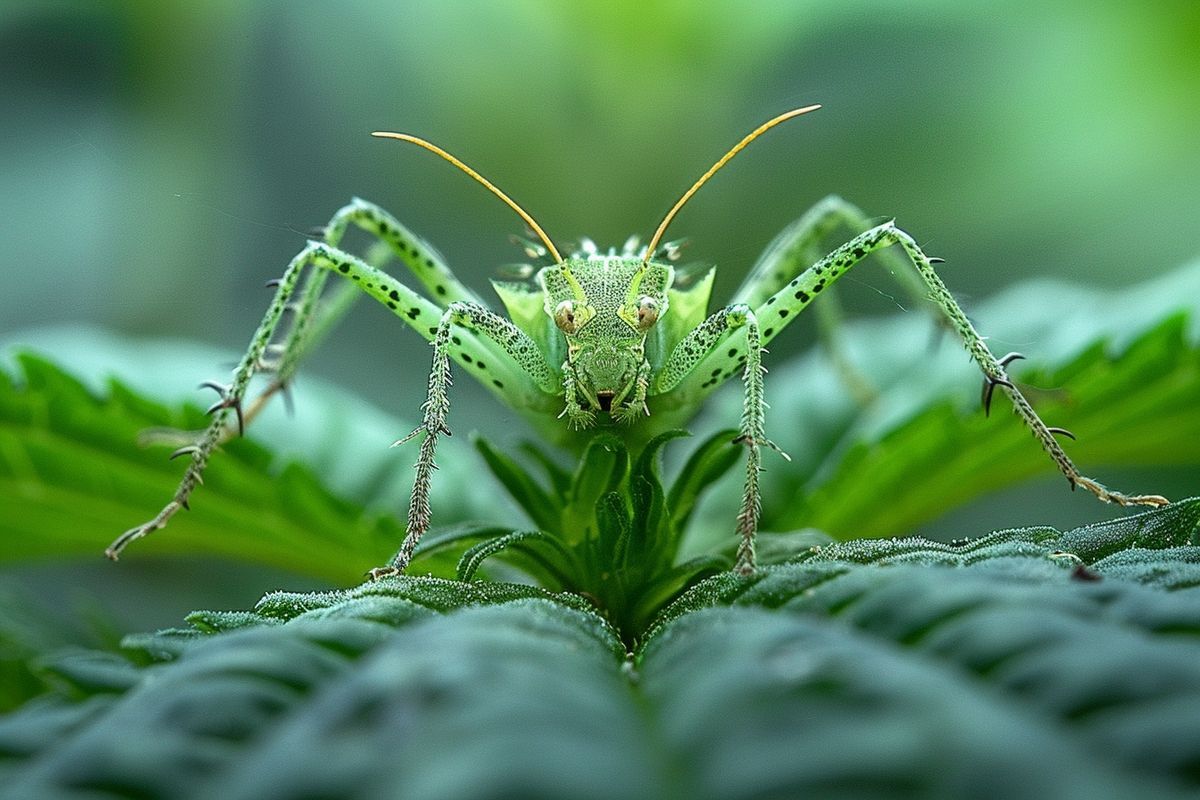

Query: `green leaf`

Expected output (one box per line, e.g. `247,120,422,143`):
3,504,1199,798
667,427,741,535
0,352,470,581
455,529,575,585
469,432,560,533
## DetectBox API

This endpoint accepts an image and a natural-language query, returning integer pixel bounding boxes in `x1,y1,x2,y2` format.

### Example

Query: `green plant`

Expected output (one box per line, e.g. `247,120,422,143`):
104,109,1165,581
2,257,1198,797
1,501,1198,798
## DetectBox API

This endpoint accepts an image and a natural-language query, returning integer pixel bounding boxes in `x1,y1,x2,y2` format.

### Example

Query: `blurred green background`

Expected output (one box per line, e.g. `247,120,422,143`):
2,1,1198,629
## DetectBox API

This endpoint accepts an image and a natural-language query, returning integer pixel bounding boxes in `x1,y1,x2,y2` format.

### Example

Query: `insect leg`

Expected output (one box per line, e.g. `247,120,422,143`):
559,369,596,429
108,239,554,561
266,198,486,401
368,302,560,578
732,194,926,308
732,195,933,403
689,221,1169,509
612,361,652,424
654,304,771,574
107,241,329,559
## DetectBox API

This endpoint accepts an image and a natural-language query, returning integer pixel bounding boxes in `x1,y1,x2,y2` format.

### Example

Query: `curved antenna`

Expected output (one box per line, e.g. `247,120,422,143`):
642,105,821,265
372,131,564,264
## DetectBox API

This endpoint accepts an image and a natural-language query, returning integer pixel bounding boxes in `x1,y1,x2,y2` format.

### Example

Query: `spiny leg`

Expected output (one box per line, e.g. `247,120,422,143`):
130,198,483,473
107,232,534,560
368,301,559,579
653,304,775,575
107,242,321,559
689,221,1169,510
559,369,596,429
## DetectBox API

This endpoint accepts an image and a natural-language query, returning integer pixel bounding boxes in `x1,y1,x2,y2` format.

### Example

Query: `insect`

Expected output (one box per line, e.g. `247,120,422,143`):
106,106,1168,577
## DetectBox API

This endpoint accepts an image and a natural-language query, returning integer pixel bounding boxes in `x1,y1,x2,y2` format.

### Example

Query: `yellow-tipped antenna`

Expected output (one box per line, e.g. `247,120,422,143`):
372,131,564,264
642,105,822,265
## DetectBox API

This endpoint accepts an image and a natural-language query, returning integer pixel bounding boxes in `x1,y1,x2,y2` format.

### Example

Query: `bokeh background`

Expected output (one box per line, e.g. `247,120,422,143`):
2,1,1198,629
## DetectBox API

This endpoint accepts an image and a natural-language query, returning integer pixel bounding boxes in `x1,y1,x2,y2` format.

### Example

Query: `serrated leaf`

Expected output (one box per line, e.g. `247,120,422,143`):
3,505,1200,798
0,353,481,581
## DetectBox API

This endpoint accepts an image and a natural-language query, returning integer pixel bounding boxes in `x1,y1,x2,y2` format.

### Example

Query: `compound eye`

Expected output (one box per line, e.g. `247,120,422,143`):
635,296,660,330
554,300,579,334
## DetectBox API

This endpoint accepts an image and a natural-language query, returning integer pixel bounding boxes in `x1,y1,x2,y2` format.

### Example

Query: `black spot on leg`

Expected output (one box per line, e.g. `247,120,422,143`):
462,353,473,364
428,327,438,335
389,289,400,301
476,361,486,370
766,296,776,305
338,263,350,274
407,308,420,320
436,285,447,296
853,247,865,259
727,348,738,358
763,328,774,338
711,368,722,377
795,290,810,302
493,379,504,389
424,257,435,268
778,309,789,318
387,301,397,310
814,280,825,293
452,336,462,346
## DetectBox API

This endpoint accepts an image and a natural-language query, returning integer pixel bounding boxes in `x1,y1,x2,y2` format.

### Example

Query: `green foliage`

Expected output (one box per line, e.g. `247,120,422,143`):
4,263,1199,586
2,265,1198,793
466,428,736,633
0,353,406,579
1,501,1198,798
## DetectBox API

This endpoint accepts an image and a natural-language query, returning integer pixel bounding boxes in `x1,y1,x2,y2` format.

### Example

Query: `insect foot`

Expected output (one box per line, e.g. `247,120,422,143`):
1069,477,1169,508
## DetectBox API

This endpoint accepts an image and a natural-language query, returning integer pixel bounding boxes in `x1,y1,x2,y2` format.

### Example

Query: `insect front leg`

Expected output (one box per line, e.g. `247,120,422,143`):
560,369,596,429
612,361,652,425
368,301,560,579
654,304,774,575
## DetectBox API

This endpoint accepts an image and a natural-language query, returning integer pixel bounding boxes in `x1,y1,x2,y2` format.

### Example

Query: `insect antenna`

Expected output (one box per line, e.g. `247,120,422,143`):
642,105,822,266
372,131,564,264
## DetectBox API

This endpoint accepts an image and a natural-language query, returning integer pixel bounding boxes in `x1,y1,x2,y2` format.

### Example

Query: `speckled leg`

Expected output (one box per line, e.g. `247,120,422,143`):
107,198,549,562
654,303,773,574
732,195,933,404
367,301,559,579
669,221,1168,536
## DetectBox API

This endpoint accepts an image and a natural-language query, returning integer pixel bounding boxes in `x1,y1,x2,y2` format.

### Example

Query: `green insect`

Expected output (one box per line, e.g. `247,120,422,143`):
106,106,1168,576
